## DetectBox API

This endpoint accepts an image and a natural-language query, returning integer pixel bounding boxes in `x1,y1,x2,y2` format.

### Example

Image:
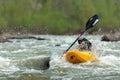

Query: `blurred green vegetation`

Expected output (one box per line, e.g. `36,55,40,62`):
0,0,120,34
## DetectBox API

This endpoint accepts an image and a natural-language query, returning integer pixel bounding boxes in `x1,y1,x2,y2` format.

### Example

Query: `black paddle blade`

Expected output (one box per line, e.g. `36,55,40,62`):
64,14,99,53
85,14,99,31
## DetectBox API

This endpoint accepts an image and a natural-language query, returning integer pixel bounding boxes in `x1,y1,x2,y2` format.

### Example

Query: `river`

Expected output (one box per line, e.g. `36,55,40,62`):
0,35,120,80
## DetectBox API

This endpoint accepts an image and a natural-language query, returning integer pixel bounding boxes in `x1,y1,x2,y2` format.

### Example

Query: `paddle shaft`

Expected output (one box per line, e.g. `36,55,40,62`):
66,37,79,52
65,31,85,52
64,14,99,53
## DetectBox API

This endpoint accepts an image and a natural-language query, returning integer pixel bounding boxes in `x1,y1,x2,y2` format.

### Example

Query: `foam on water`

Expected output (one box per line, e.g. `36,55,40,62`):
50,35,120,71
0,56,19,73
0,35,120,80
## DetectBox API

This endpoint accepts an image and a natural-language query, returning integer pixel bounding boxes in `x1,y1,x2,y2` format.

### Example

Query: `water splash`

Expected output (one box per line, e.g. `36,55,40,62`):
0,35,120,80
0,56,19,73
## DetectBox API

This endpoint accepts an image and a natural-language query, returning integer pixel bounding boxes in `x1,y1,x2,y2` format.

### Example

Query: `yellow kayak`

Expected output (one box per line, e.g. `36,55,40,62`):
65,49,98,64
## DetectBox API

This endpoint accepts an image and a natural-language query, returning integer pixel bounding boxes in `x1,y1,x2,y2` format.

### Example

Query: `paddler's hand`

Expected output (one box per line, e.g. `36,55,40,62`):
63,50,67,54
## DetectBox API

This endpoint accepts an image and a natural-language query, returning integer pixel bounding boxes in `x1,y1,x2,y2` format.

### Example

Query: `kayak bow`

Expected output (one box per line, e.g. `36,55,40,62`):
65,49,98,64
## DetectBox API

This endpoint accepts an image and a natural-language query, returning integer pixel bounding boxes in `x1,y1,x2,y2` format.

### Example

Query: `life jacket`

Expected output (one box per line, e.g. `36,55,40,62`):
78,35,92,50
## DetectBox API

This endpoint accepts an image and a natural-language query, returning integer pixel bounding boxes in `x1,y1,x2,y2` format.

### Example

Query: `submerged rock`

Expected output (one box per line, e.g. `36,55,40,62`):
101,33,120,42
8,35,46,40
55,44,61,46
0,33,46,43
18,56,50,70
101,35,117,41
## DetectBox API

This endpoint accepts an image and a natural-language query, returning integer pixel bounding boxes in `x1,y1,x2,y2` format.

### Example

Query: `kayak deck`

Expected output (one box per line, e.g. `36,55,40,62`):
65,49,98,64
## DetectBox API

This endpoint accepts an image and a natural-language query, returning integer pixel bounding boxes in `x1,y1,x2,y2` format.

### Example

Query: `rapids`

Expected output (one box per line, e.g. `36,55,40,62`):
0,35,120,80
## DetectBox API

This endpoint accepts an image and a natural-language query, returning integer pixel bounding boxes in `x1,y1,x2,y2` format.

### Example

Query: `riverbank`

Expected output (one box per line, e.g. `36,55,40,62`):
0,30,120,43
0,32,46,43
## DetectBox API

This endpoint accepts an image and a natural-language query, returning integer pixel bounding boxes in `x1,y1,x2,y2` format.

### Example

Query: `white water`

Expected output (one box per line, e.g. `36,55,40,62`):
0,35,120,80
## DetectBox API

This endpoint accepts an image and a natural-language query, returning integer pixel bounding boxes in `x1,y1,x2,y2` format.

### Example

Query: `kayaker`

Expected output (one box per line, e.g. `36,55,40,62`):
77,34,92,51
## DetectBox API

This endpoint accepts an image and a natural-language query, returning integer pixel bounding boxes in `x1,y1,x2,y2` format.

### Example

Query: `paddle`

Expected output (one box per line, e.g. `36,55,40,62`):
64,14,99,54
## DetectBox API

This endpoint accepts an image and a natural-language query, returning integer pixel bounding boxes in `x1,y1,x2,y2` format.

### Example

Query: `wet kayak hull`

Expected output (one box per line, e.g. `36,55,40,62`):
65,50,98,64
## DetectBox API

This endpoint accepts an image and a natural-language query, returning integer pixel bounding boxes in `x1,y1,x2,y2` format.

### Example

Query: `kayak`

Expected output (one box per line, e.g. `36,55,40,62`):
65,49,98,64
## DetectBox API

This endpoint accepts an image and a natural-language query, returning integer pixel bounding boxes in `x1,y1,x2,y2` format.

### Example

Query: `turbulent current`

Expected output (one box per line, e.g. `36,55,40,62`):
0,35,120,80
